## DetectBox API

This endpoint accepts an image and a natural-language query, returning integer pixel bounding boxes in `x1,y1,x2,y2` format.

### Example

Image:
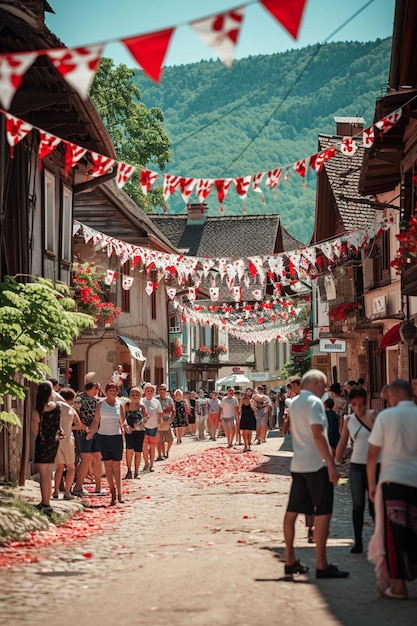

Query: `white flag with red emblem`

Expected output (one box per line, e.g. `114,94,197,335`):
375,107,402,132
38,130,61,161
309,147,335,172
191,9,244,67
122,275,134,291
46,45,103,99
266,168,282,188
163,174,181,202
340,137,358,156
234,176,251,198
252,172,265,193
196,178,214,203
117,162,135,189
0,52,38,109
215,179,233,205
179,177,196,203
362,126,375,148
188,287,197,301
231,286,242,302
105,270,116,286
5,113,33,153
140,169,158,195
209,287,219,301
166,287,177,300
91,152,116,178
64,141,87,170
294,159,307,178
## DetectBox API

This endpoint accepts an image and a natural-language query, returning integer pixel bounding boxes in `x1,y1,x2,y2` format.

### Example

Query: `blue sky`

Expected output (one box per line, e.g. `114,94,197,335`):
46,0,395,67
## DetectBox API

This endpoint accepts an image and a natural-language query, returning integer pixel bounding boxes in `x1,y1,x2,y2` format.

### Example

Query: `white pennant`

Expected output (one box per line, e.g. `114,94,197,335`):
190,9,244,68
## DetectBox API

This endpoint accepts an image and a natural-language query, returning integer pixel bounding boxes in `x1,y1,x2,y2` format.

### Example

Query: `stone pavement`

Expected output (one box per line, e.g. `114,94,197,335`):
0,432,415,626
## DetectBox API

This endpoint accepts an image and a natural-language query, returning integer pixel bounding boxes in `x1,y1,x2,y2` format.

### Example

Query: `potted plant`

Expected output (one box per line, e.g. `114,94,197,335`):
72,263,121,326
198,345,212,360
170,338,183,361
212,345,227,361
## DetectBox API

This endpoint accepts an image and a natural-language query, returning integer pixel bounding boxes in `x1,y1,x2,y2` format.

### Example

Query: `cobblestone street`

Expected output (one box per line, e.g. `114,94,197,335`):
0,433,415,626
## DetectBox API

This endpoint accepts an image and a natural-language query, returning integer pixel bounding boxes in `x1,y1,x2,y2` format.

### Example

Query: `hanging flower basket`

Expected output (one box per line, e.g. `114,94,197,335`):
170,338,182,361
198,345,212,359
391,214,417,273
72,263,121,326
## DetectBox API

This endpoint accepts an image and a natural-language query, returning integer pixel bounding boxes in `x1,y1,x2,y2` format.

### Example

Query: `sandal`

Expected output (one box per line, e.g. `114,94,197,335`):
381,586,407,600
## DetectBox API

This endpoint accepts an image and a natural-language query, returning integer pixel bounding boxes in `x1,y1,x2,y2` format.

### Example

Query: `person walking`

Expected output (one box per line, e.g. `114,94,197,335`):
124,386,146,478
195,389,209,441
156,384,174,460
239,388,256,452
52,387,83,500
367,379,417,599
87,381,127,506
252,385,270,444
207,391,221,441
219,388,240,447
142,383,163,471
172,389,188,445
283,370,349,579
335,387,379,554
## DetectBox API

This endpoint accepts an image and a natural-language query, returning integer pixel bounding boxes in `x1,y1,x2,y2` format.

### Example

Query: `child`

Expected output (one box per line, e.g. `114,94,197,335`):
324,397,341,457
53,387,83,499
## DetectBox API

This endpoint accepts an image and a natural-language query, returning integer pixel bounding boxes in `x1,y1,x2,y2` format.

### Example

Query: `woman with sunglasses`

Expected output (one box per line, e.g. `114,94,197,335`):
87,381,128,506
335,387,379,553
239,388,256,452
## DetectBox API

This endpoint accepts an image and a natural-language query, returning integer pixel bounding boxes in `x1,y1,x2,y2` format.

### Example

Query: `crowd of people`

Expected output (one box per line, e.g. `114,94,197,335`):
31,369,417,600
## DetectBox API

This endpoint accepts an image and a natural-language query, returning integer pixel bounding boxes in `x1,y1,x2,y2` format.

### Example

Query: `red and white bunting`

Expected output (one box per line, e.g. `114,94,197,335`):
91,151,116,177
122,275,134,291
179,177,196,203
140,169,158,195
122,28,174,82
166,287,177,300
266,168,282,188
260,0,307,39
340,137,358,157
252,171,265,193
362,126,375,148
215,178,233,205
188,287,197,301
64,141,87,170
5,113,33,155
375,107,402,132
38,130,61,161
209,287,219,301
252,288,263,301
309,147,335,172
191,9,244,68
294,159,307,178
231,286,242,302
46,45,103,99
196,178,214,203
234,175,252,198
117,162,135,189
163,174,181,201
0,52,38,109
105,269,116,286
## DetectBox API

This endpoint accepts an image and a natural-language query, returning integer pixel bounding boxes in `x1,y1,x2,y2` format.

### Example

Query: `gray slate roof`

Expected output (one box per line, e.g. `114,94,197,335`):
318,135,375,232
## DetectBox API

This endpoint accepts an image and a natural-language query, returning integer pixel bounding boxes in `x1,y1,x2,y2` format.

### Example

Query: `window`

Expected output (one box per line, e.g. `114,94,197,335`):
169,306,181,333
44,171,56,253
120,260,130,312
61,186,72,262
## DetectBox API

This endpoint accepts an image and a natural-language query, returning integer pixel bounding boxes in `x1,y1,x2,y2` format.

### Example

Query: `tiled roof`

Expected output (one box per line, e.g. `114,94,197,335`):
227,336,256,365
318,135,375,232
151,214,299,257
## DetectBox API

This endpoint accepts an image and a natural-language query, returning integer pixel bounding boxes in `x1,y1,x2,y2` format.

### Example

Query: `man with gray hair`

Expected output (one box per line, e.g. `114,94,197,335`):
283,369,349,579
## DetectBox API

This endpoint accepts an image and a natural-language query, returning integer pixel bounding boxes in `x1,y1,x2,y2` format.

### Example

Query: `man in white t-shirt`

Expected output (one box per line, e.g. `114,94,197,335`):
219,388,239,447
283,369,349,580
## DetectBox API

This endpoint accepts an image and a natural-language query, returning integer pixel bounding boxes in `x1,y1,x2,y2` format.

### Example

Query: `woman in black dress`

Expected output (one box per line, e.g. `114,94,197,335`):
32,380,64,512
240,388,256,452
172,389,189,444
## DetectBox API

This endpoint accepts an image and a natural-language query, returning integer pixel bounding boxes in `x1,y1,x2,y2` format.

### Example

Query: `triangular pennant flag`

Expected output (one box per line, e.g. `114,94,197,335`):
362,126,375,148
105,269,116,286
122,275,134,291
140,169,158,195
179,177,196,203
234,176,251,198
46,45,103,99
188,287,197,301
73,222,82,236
215,178,233,205
294,159,307,178
209,287,219,302
163,174,181,202
309,147,335,172
340,137,358,156
260,0,307,39
375,107,402,132
252,171,265,193
166,287,177,300
90,151,116,178
38,130,61,161
266,168,282,188
191,9,244,68
231,286,242,302
196,178,214,203
64,141,87,170
0,52,38,109
5,113,33,156
122,28,174,82
117,162,135,189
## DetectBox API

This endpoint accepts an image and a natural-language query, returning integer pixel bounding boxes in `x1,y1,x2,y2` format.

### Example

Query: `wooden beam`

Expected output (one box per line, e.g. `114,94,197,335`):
74,172,116,194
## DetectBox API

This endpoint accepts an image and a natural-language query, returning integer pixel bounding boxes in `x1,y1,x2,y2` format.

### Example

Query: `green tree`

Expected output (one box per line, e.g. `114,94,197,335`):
90,57,171,210
281,355,312,380
0,276,93,428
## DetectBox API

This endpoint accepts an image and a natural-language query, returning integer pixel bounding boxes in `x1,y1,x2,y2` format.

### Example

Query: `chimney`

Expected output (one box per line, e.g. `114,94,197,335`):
334,116,365,137
186,203,208,225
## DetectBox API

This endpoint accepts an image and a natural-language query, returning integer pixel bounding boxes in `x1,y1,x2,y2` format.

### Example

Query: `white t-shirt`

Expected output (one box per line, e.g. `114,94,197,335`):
98,400,122,436
347,411,378,464
220,396,239,419
368,400,417,488
142,398,163,429
289,389,328,473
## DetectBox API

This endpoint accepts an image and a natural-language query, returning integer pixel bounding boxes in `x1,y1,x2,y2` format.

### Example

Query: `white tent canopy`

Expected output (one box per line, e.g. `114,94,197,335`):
215,373,251,389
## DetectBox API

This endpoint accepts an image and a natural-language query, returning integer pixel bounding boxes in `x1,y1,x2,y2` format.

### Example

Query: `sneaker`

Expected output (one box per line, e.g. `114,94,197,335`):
284,560,309,575
125,471,133,479
316,564,350,579
93,488,107,496
71,487,89,497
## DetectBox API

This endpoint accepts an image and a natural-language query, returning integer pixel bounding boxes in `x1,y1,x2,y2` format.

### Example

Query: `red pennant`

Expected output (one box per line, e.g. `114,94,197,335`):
90,152,116,177
215,178,232,204
116,162,135,189
38,130,61,161
122,28,174,82
64,141,87,171
140,169,158,195
260,0,307,39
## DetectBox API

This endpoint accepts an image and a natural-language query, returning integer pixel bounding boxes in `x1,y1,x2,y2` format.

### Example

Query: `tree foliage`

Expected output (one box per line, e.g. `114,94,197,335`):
0,276,93,425
90,57,171,210
281,355,312,380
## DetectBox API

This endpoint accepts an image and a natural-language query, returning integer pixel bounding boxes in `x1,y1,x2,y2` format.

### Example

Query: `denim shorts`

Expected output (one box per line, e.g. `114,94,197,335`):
78,431,101,454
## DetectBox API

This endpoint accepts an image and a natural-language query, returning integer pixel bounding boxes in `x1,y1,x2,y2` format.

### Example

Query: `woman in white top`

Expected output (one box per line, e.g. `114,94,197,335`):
88,381,128,506
336,387,378,554
207,391,221,441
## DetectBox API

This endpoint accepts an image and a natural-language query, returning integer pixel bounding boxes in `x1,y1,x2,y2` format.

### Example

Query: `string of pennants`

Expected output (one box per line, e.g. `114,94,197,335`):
0,100,407,210
0,1,307,109
73,215,395,299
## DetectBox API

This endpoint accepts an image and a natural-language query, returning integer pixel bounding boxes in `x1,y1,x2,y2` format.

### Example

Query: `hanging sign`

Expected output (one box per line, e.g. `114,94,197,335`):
319,338,346,353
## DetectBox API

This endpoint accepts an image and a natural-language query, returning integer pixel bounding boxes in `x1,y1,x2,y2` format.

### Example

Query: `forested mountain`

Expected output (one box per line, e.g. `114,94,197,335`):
133,38,391,244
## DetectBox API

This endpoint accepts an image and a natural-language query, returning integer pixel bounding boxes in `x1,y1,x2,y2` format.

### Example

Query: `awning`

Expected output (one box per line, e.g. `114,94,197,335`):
118,335,146,361
379,323,401,348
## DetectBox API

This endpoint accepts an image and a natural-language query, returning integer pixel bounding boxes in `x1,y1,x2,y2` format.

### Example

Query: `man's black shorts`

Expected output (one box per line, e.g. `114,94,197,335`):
287,466,333,516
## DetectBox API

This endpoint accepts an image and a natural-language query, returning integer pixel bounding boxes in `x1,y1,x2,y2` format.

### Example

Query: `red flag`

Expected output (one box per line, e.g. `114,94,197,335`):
140,169,158,194
122,28,174,82
64,141,87,171
260,0,307,39
38,130,61,161
215,178,233,204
